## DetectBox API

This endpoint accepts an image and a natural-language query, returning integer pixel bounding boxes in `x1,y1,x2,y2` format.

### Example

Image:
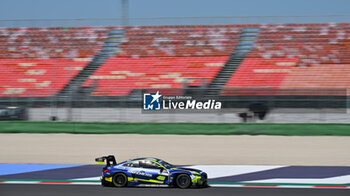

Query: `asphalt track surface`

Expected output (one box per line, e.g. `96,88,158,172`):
0,184,349,196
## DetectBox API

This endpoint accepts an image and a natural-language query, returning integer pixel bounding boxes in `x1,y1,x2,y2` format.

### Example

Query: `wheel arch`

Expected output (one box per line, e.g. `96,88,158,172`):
110,168,131,177
112,172,129,187
174,173,192,188
172,171,189,180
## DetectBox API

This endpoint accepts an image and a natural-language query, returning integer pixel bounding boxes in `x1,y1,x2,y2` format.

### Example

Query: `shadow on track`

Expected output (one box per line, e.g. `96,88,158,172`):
0,184,348,196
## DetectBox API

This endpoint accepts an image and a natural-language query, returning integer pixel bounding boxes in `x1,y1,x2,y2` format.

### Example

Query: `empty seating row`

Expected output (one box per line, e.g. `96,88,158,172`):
0,58,88,96
0,26,113,58
247,23,350,66
83,57,228,96
222,58,350,95
117,25,241,57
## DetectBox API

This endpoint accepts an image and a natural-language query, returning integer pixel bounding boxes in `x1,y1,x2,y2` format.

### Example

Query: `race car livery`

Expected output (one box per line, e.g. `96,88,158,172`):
95,155,208,188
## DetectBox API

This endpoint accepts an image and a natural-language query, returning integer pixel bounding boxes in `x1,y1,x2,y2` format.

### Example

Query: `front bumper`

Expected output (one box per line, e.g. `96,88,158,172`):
192,173,208,187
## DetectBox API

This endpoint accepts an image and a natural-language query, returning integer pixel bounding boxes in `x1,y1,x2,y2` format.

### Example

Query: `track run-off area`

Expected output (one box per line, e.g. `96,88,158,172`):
0,184,349,196
0,164,349,189
1,133,349,194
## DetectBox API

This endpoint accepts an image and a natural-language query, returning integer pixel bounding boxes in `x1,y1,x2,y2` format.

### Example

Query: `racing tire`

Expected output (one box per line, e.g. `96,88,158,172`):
176,174,192,189
112,173,128,187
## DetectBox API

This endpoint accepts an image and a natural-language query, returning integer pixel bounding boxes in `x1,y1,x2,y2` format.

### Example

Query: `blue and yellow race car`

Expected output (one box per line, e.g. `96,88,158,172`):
95,155,208,189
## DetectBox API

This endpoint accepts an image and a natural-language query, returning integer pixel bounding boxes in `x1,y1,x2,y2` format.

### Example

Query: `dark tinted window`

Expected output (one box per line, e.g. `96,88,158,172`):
139,161,161,169
123,161,139,167
157,160,174,169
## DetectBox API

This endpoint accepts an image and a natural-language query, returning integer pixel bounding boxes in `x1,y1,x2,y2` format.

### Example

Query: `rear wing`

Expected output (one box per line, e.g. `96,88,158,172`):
95,155,117,166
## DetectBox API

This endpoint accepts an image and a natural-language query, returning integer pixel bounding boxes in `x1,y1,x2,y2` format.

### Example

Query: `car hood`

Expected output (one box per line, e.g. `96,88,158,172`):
169,167,204,174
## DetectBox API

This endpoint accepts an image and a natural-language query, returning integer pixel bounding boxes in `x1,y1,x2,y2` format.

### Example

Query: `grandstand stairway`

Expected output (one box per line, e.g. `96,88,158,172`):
57,29,124,97
205,28,259,96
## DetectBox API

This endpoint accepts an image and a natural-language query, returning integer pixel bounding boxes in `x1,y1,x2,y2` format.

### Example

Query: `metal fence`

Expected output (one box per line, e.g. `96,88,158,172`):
0,87,348,123
1,15,350,27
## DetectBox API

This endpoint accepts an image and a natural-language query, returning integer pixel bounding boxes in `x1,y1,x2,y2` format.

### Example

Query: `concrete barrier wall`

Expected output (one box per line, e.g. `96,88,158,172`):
28,108,350,123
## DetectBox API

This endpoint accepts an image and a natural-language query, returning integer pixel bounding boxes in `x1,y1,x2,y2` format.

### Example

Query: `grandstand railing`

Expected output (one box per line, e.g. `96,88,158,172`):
1,15,350,27
1,88,347,123
0,87,347,108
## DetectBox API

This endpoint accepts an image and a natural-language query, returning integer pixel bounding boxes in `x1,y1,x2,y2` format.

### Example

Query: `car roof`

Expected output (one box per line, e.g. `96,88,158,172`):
129,157,161,162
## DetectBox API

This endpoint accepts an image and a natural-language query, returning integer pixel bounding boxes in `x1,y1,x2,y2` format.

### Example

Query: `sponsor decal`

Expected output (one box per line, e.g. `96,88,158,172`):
128,170,152,177
143,91,222,111
163,99,221,109
143,91,162,111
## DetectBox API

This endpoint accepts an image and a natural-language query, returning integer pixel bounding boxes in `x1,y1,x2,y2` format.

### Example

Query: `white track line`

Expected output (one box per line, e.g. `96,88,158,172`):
1,181,349,189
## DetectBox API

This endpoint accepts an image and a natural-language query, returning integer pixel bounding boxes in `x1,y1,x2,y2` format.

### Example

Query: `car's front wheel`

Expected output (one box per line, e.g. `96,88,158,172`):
112,173,128,187
176,174,192,189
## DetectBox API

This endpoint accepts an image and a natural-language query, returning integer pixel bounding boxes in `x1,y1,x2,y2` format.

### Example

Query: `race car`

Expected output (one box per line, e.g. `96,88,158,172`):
95,155,208,188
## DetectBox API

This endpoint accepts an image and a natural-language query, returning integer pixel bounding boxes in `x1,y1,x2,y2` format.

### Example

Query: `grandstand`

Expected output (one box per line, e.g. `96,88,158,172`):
0,22,349,99
0,58,87,96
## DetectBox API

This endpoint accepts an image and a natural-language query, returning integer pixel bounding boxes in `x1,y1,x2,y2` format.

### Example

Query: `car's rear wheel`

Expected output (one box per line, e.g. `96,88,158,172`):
112,173,128,187
176,174,192,189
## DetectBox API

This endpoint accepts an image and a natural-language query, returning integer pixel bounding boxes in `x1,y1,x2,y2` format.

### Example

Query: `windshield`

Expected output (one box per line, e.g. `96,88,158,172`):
157,160,175,169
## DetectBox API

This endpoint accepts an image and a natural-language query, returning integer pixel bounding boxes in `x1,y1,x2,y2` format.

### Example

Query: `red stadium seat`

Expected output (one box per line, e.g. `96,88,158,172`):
1,23,350,97
0,58,88,96
83,56,228,96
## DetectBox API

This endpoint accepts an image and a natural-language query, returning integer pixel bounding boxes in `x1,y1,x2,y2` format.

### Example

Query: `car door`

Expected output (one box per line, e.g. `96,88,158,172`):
123,161,144,181
136,160,165,184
